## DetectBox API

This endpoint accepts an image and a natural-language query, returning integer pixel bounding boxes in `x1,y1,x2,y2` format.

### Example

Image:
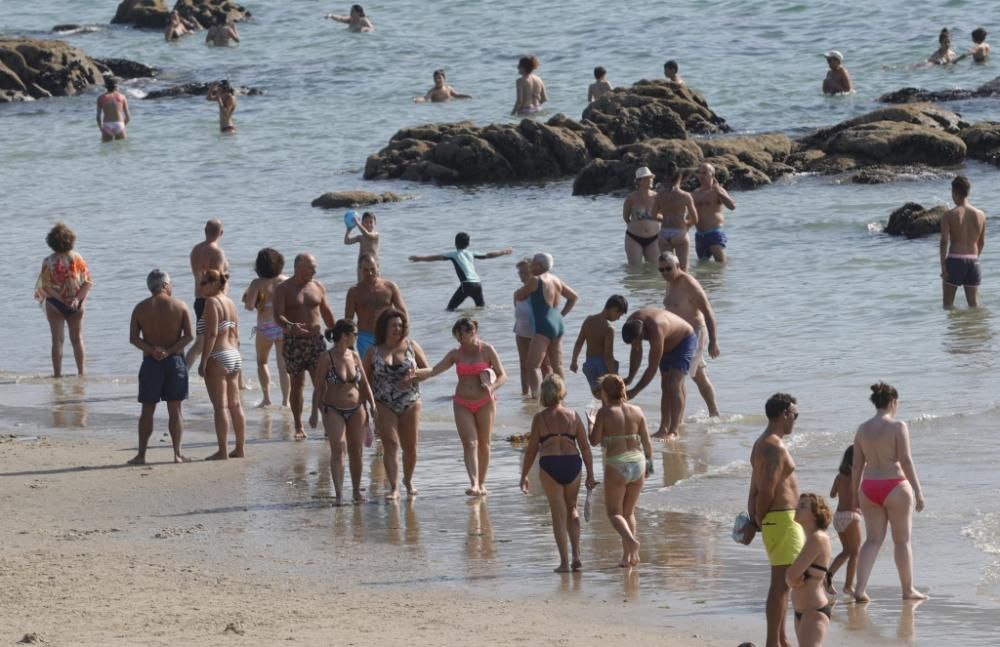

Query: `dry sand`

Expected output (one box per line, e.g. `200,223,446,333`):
0,431,725,647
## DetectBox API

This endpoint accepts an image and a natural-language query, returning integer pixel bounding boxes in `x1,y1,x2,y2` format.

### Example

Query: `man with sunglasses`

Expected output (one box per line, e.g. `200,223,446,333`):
620,306,695,438
659,251,720,417
748,392,803,647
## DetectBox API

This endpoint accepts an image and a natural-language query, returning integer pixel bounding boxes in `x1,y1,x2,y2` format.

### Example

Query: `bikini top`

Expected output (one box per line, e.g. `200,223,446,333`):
196,318,237,335
803,563,829,581
326,351,361,386
538,411,577,445
630,205,655,221
601,432,641,448
455,342,490,376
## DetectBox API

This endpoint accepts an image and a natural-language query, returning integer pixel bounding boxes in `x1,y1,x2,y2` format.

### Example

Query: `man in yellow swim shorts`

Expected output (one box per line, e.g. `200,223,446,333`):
748,393,804,647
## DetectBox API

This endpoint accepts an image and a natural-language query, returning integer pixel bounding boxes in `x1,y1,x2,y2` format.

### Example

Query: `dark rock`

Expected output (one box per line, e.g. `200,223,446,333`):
884,202,948,238
960,121,1000,166
142,81,263,99
95,58,156,79
572,159,639,196
878,76,1000,104
0,38,106,102
173,0,251,29
311,191,408,209
798,103,969,152
823,121,966,167
111,0,171,28
52,24,104,35
850,165,945,184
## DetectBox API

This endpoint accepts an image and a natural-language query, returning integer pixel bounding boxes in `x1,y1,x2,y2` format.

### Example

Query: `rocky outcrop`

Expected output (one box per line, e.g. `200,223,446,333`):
311,191,409,209
95,58,156,80
884,202,948,238
849,165,945,184
112,0,250,29
581,80,730,144
0,38,106,102
878,77,1000,104
960,122,1000,166
142,81,263,99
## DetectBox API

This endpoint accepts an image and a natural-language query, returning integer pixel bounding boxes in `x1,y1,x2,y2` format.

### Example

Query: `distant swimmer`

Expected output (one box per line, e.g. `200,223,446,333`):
821,50,852,95
414,69,471,103
164,10,196,41
409,232,513,311
96,77,130,142
129,270,194,465
344,211,380,263
345,253,407,360
691,162,736,262
35,223,92,377
955,27,990,64
588,66,612,102
186,219,229,369
653,162,698,270
940,175,985,308
927,28,957,65
205,13,240,46
569,295,628,397
663,60,684,85
512,55,547,116
206,80,237,133
660,251,720,417
273,253,336,439
325,4,374,32
622,166,662,265
621,306,696,439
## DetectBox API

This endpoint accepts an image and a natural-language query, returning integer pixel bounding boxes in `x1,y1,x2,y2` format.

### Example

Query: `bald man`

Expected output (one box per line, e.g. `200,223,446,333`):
692,163,736,262
186,219,229,368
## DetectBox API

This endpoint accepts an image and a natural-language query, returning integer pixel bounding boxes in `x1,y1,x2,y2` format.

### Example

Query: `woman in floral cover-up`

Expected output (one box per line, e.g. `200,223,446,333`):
34,223,93,377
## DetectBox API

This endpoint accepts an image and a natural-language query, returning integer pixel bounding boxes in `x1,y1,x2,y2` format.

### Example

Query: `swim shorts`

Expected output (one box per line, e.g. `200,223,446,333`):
761,509,805,566
945,256,981,287
695,228,727,260
356,331,375,359
582,356,619,393
138,353,189,403
659,333,698,375
46,297,80,317
282,334,326,376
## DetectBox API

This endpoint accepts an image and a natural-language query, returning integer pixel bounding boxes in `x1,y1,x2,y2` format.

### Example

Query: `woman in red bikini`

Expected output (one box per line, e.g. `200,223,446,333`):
416,317,506,496
851,382,927,603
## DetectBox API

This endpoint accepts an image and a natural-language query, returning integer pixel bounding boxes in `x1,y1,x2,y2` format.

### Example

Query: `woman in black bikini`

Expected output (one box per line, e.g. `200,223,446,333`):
621,167,662,265
315,319,376,506
519,375,596,573
786,493,833,647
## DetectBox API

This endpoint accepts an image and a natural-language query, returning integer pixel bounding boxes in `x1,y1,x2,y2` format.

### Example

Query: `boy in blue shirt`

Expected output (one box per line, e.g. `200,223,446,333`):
409,232,512,310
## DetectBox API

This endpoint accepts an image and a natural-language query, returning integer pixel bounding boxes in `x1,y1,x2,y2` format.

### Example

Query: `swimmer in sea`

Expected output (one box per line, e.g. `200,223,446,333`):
409,232,512,311
96,77,130,142
205,13,240,46
512,55,547,116
653,161,698,270
955,27,990,63
326,5,374,32
691,162,735,263
663,60,684,85
940,175,985,309
206,80,236,133
588,66,612,102
928,28,957,65
164,10,196,41
414,69,471,103
821,50,852,95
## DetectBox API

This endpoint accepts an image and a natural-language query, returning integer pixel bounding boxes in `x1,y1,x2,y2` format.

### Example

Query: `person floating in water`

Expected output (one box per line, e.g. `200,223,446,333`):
205,13,240,46
663,60,684,85
955,27,990,63
821,50,852,94
940,175,986,309
164,10,196,41
326,5,374,32
512,55,546,116
206,80,237,133
927,28,957,65
414,69,471,103
588,66,612,102
96,77,130,142
409,232,512,311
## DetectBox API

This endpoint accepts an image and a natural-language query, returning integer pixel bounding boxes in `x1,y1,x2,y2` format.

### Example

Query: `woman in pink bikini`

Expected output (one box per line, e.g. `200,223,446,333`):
416,317,506,496
851,382,927,603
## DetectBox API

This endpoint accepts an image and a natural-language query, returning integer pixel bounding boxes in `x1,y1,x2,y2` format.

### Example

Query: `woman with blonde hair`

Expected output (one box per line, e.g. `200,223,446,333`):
786,493,834,647
589,374,652,567
519,374,596,572
35,223,93,377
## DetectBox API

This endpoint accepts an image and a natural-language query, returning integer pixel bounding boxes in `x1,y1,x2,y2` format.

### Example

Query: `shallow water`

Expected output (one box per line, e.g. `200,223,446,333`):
3,1,1000,644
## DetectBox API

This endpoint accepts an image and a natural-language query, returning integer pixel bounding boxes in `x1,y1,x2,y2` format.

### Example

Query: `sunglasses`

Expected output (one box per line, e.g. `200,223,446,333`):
788,411,799,420
659,265,674,273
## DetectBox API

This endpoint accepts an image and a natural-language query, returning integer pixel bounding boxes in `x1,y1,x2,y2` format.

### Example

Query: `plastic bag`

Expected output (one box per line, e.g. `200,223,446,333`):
364,411,375,448
584,486,594,523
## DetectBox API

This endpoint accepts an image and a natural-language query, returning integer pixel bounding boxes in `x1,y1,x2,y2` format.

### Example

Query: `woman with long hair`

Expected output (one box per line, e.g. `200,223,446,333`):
242,248,289,408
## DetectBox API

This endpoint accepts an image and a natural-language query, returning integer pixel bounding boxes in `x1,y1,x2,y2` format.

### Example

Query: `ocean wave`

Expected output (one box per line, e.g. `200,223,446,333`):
657,459,750,492
962,511,1000,556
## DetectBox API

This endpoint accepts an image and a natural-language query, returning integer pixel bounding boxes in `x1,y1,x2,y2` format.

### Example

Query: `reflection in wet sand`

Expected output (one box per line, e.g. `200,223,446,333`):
51,380,89,428
943,307,993,360
466,499,495,563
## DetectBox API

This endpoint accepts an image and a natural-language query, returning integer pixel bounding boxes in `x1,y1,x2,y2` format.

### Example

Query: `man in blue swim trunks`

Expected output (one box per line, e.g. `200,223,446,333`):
128,270,194,465
621,306,696,438
569,295,628,396
409,232,512,311
692,163,736,262
345,253,407,360
940,175,986,309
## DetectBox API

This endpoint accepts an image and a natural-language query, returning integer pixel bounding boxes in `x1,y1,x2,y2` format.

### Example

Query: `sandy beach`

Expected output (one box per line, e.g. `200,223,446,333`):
0,427,725,647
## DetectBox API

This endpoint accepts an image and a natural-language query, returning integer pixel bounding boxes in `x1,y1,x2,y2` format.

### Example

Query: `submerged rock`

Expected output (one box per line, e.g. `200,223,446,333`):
311,191,408,209
95,58,157,79
884,202,948,238
0,38,106,102
173,0,251,29
111,0,171,28
878,77,1000,104
142,81,263,99
960,121,1000,166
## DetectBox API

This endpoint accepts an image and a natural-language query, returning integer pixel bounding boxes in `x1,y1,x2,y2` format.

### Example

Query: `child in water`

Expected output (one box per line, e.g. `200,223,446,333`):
414,70,471,103
826,445,862,595
588,67,612,102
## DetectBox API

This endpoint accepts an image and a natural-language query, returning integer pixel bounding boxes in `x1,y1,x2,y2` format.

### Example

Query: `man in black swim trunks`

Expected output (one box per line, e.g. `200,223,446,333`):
129,270,194,465
185,219,228,368
940,175,986,308
409,232,512,310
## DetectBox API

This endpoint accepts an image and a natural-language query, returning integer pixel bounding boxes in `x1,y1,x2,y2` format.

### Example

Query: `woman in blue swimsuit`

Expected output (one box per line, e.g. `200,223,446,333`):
519,375,597,572
513,253,578,400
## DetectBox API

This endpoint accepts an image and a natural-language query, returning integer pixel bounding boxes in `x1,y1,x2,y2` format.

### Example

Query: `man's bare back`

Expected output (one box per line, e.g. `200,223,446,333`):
579,313,613,359
941,204,986,256
131,294,192,356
